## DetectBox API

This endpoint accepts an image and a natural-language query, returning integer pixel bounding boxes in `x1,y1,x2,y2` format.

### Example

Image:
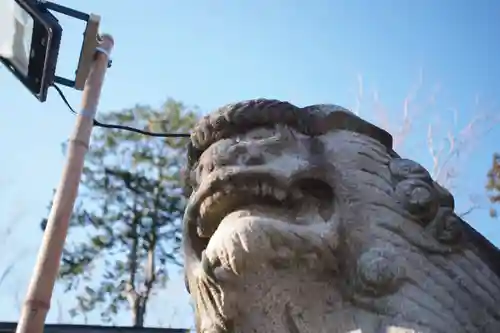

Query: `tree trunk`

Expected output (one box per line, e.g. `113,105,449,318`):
131,297,146,327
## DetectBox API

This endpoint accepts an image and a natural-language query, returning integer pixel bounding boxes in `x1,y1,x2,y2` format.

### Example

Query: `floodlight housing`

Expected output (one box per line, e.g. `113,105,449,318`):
0,0,62,102
0,0,101,102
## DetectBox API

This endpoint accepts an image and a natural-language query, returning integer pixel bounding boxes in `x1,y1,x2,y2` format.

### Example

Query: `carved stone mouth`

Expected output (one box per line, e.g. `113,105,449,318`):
196,176,302,238
190,169,335,251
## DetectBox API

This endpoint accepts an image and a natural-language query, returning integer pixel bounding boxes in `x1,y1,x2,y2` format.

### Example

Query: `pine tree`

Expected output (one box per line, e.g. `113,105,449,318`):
41,98,197,326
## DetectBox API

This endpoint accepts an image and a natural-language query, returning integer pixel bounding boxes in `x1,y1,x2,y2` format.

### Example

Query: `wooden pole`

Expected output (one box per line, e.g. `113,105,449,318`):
15,34,114,333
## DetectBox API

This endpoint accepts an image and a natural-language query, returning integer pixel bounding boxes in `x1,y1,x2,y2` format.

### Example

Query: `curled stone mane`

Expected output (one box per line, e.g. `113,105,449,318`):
182,98,500,333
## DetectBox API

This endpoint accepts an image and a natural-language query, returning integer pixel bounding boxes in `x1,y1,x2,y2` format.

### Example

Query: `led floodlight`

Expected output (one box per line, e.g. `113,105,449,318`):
0,0,62,102
0,0,101,102
0,0,34,77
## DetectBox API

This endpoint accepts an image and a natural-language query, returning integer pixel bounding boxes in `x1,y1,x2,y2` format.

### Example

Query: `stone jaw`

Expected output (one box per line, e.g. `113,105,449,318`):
182,100,500,333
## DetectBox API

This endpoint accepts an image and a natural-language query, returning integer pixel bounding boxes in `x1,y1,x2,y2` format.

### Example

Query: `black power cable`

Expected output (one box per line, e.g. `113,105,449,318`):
52,83,191,138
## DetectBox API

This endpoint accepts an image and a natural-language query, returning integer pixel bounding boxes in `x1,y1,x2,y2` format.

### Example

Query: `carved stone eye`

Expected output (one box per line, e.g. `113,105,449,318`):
394,179,439,225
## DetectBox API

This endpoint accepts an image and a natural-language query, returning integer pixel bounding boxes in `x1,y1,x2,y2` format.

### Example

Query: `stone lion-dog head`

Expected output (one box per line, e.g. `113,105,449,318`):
182,99,500,333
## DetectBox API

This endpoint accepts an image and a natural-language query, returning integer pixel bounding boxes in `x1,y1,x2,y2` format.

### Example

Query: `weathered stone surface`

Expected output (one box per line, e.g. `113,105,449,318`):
182,99,500,333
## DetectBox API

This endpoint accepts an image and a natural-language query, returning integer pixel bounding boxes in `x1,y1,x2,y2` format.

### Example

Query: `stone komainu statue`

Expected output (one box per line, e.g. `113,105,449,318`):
181,99,500,333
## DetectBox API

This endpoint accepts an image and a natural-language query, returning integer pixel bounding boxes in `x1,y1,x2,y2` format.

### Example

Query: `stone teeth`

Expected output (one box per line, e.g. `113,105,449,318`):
265,184,275,196
249,185,260,196
244,182,288,201
198,181,290,231
273,188,287,201
237,184,285,200
204,182,289,205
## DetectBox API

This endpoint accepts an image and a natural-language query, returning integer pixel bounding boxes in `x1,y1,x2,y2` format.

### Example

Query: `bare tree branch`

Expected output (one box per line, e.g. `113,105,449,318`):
459,205,480,219
356,71,499,217
353,74,363,116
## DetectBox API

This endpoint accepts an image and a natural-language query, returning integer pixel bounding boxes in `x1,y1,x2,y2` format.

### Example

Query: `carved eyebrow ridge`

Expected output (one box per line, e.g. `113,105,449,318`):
185,99,393,180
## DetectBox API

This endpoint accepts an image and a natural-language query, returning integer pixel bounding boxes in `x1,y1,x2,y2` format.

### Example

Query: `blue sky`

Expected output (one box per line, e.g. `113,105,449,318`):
1,0,500,329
